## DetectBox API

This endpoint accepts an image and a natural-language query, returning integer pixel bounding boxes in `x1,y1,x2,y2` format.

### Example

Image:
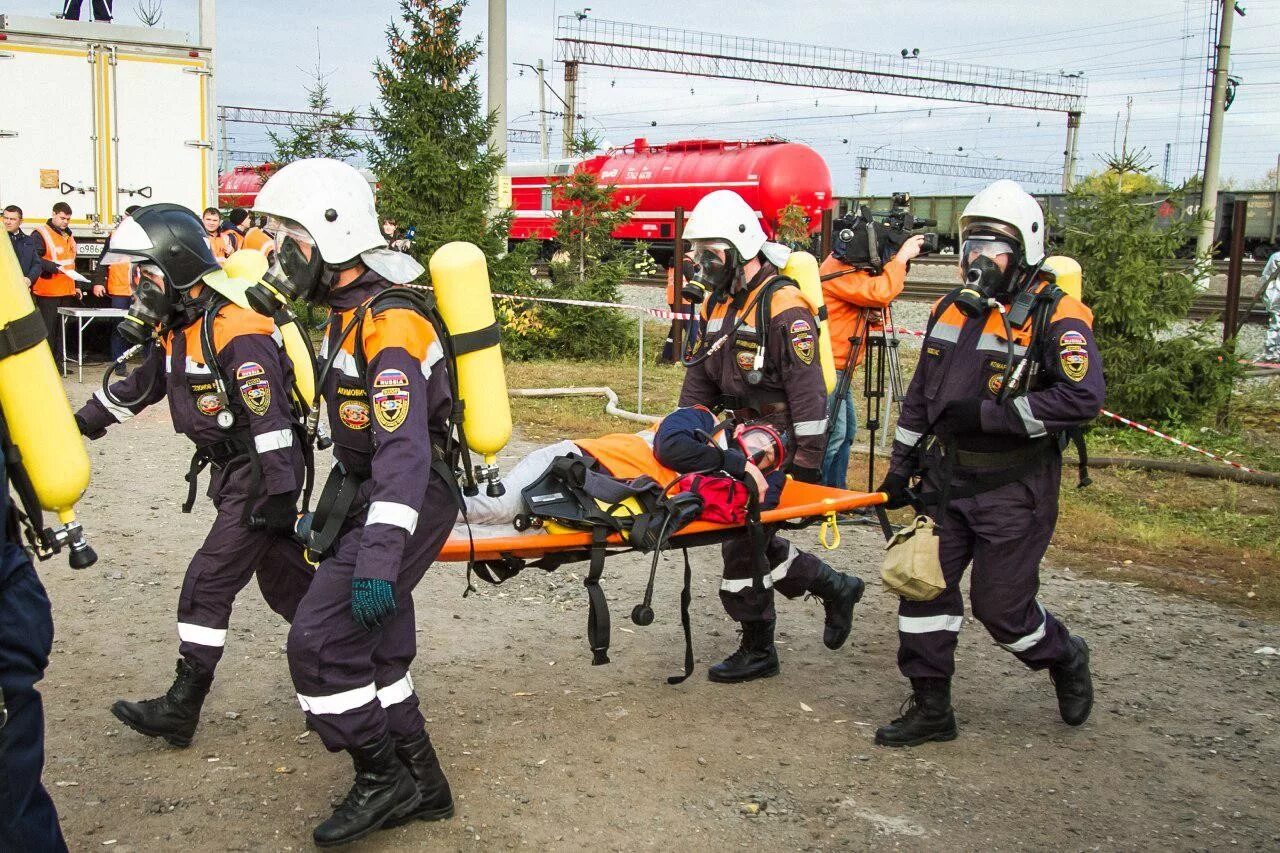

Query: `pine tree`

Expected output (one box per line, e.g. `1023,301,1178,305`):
268,72,360,164
1062,151,1239,424
367,0,523,284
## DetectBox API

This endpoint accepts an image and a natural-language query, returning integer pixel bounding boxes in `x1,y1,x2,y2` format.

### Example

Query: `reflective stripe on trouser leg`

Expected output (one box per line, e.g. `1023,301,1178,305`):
373,596,425,740
719,533,776,623
764,538,824,601
897,501,974,679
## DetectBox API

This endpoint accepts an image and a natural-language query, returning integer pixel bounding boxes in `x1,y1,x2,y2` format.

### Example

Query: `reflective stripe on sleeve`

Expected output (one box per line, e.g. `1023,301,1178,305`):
927,323,960,344
366,501,419,534
376,673,415,708
705,318,723,334
93,388,135,423
254,428,294,453
331,349,360,378
296,683,378,716
894,426,923,446
1013,396,1048,439
898,614,963,634
177,622,227,647
794,418,828,437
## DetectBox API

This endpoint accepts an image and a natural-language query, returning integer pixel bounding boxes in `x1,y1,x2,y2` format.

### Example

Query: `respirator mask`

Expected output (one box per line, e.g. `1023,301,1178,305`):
733,422,790,476
267,217,334,304
115,265,181,346
954,236,1020,318
680,240,739,305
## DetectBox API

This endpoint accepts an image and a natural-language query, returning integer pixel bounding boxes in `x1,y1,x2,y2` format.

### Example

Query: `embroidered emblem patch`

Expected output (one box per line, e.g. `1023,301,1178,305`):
1059,330,1087,348
987,373,1003,395
339,399,371,430
196,392,223,416
736,349,755,371
240,377,271,416
1060,345,1089,382
235,361,265,381
372,369,410,432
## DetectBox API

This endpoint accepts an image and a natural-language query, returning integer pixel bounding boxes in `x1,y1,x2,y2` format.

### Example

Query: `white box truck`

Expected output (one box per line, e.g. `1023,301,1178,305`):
0,13,215,263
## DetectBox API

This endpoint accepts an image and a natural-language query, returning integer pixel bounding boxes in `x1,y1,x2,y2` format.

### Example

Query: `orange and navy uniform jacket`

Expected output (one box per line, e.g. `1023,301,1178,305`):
318,272,454,584
100,228,133,297
889,281,1106,475
31,220,79,297
77,302,303,498
206,231,235,263
241,226,274,256
819,254,907,372
678,269,828,473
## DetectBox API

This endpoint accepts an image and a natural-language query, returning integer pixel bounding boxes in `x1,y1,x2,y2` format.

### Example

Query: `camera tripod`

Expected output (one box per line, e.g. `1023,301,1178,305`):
829,305,907,534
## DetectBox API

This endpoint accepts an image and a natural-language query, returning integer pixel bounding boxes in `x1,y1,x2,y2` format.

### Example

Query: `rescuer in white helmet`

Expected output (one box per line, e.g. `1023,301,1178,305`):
874,179,1105,747
677,189,867,683
255,158,455,846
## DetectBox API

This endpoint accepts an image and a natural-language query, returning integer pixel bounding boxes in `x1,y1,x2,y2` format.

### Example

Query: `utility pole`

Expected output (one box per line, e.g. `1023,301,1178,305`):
562,61,578,156
537,59,549,162
1163,142,1172,186
1062,111,1081,191
487,0,507,164
858,165,869,197
1196,0,1239,259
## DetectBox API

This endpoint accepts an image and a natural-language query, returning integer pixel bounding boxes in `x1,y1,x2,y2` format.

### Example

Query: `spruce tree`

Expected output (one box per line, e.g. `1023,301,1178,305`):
367,0,523,285
268,71,360,164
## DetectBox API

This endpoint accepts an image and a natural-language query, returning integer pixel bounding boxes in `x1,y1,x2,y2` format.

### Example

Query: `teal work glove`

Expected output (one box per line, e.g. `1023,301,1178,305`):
351,577,397,632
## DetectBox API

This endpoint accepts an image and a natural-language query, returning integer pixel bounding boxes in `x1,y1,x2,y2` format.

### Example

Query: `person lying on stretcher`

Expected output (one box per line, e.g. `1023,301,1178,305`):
457,406,786,535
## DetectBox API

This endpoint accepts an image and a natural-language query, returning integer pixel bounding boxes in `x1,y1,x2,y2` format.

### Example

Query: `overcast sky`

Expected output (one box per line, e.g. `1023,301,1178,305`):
10,0,1279,195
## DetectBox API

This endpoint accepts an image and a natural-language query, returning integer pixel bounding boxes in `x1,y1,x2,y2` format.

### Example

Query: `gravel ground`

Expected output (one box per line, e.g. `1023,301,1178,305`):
32,374,1280,851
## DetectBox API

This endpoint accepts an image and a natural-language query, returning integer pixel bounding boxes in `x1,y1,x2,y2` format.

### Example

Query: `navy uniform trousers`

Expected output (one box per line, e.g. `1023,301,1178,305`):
0,542,68,852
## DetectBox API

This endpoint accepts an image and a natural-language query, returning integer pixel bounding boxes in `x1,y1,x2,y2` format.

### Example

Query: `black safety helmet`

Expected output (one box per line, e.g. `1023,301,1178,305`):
100,203,220,290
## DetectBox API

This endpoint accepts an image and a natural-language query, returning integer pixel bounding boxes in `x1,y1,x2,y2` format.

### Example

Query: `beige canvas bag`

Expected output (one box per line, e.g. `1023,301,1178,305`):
880,515,946,601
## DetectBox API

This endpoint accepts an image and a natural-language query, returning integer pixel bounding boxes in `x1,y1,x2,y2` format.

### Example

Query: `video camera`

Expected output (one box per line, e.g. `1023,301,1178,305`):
831,192,939,273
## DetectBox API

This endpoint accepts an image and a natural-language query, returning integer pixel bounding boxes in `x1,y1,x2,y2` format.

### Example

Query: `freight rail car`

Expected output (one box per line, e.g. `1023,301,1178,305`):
835,191,1280,259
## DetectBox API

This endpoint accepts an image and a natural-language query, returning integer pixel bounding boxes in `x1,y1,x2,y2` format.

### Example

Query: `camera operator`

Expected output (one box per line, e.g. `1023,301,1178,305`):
818,214,925,488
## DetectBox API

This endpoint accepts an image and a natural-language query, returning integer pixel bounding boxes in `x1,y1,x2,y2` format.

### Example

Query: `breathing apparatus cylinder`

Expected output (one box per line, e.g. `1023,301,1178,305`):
210,249,317,407
780,251,837,394
1043,256,1083,302
428,241,512,468
0,234,94,566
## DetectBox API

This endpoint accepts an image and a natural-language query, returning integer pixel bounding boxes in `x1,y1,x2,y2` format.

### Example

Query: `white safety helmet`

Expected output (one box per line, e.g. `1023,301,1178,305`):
959,179,1045,266
684,190,791,268
254,158,423,287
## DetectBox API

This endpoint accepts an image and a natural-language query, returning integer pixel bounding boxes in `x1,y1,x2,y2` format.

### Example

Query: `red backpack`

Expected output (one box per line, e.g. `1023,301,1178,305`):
674,473,749,525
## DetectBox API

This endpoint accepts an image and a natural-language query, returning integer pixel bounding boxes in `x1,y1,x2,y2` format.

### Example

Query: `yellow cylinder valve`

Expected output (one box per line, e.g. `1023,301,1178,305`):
0,231,94,567
781,250,837,393
1043,255,1083,303
428,242,512,477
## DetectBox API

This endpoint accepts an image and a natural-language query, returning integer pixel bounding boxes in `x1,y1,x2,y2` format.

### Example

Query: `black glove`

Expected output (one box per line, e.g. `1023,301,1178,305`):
877,472,913,510
249,491,299,535
790,465,821,484
933,398,983,437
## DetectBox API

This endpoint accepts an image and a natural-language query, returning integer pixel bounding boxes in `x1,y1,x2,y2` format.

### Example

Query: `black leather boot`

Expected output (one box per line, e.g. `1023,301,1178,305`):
382,730,455,828
1049,635,1093,726
110,658,213,748
874,677,958,747
807,563,865,650
312,732,423,848
708,620,780,683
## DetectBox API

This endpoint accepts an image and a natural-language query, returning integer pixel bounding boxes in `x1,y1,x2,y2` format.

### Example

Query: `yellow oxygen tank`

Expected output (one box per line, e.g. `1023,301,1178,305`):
781,250,837,393
0,230,94,566
428,242,512,473
205,250,317,406
1043,256,1083,303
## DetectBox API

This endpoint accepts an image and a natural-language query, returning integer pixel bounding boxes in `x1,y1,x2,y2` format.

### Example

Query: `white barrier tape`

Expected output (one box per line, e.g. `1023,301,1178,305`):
490,291,696,321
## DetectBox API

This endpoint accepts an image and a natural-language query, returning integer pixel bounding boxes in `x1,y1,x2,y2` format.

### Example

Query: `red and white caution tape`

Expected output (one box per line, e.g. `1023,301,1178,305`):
1241,358,1280,369
1100,409,1266,475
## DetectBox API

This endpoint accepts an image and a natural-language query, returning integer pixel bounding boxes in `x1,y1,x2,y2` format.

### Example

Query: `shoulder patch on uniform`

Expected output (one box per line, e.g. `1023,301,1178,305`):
239,375,271,416
1060,345,1089,382
790,318,815,365
372,368,410,432
235,361,265,381
1059,330,1086,348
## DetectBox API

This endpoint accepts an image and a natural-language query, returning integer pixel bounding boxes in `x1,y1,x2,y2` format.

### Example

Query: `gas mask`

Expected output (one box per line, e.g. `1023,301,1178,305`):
733,422,789,476
268,218,336,304
116,265,181,346
680,240,739,305
955,236,1020,318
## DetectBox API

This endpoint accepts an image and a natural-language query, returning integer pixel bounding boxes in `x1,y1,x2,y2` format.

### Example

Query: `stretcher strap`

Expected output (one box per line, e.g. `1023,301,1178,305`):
306,465,363,563
667,549,694,686
584,526,610,666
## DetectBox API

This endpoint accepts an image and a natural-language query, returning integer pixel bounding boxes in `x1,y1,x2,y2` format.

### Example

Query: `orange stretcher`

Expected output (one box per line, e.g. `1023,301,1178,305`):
437,480,887,562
